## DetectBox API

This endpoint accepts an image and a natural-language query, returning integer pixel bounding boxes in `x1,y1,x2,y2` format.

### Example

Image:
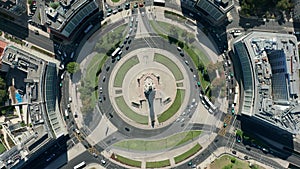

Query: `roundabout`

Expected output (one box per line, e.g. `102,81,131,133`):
71,5,224,169
109,48,190,129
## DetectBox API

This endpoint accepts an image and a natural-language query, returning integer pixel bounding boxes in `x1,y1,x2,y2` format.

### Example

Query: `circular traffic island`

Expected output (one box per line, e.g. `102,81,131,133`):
109,48,191,129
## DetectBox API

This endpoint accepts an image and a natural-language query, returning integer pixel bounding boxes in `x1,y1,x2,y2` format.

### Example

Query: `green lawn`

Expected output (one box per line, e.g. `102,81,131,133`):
146,159,171,168
115,96,148,124
112,154,141,168
111,0,120,2
158,89,185,123
114,55,139,87
191,46,211,65
154,53,183,81
0,142,6,154
174,143,202,164
81,53,106,112
210,155,265,169
113,130,201,151
79,25,126,114
164,10,186,23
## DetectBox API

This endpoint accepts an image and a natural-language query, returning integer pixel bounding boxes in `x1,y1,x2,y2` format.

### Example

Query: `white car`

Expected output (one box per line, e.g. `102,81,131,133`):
70,52,74,58
60,72,65,80
180,118,185,123
69,97,72,102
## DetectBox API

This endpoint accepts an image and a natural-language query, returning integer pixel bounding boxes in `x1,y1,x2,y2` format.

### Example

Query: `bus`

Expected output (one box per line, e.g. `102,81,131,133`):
73,161,86,169
204,96,217,111
84,24,93,34
234,93,238,105
111,47,121,57
235,86,238,94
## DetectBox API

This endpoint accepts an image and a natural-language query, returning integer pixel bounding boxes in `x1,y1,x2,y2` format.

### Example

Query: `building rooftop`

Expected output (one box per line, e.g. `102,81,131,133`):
48,0,99,38
233,32,300,133
0,0,26,16
0,44,66,168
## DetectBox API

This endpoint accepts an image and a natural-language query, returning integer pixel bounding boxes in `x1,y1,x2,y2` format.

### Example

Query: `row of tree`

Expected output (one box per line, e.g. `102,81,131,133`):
0,77,7,105
240,0,294,17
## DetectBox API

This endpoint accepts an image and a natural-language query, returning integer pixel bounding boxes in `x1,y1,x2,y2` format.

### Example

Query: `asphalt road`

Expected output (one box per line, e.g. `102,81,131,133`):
61,150,126,169
0,16,54,52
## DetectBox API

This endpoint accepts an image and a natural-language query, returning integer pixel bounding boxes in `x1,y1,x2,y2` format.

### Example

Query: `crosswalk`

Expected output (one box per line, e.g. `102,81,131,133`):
218,114,233,136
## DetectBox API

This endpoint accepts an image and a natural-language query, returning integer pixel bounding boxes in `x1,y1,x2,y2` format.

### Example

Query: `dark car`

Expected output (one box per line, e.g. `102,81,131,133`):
125,3,130,10
236,135,242,143
125,127,130,132
118,5,123,11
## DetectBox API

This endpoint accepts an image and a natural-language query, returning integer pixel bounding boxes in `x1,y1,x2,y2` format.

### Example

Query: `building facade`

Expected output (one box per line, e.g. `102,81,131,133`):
194,0,234,25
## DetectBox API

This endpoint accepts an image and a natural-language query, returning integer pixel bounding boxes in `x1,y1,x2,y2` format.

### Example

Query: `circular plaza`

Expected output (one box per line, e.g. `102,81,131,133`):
109,48,191,129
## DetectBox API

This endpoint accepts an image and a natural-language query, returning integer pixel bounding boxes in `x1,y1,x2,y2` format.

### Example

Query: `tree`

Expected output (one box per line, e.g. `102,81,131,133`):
276,0,292,11
0,77,7,104
231,157,236,163
66,62,80,74
203,69,210,81
198,62,205,71
50,2,60,9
